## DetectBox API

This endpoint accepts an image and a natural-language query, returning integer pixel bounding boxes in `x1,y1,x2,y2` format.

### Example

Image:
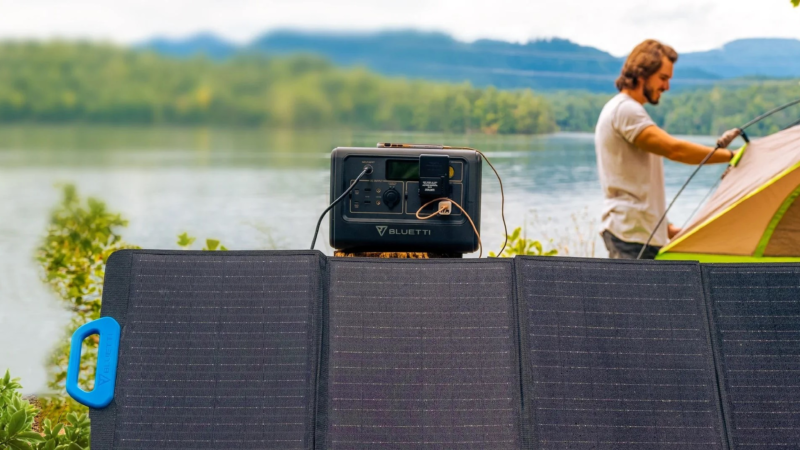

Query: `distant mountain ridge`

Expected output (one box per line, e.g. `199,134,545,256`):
137,30,800,92
141,32,238,61
680,38,800,79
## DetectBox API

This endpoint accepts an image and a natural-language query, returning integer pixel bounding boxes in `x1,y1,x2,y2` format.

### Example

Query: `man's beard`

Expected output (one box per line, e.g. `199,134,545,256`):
643,85,660,105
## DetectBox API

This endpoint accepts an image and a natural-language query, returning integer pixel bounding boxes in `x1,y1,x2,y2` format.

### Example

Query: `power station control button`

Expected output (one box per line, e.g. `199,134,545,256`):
382,189,401,209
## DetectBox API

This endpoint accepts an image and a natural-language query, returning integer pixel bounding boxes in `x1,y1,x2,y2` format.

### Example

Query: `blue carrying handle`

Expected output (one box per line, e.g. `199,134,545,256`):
66,317,121,408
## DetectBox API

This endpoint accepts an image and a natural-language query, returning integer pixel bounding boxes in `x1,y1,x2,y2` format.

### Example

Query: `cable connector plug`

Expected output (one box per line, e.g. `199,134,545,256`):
438,200,452,215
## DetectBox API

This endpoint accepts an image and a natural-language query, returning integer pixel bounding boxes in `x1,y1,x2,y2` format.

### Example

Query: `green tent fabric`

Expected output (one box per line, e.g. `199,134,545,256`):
658,125,800,262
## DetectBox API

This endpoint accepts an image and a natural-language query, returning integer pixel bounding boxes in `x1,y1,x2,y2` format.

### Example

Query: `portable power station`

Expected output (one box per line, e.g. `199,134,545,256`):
328,145,482,253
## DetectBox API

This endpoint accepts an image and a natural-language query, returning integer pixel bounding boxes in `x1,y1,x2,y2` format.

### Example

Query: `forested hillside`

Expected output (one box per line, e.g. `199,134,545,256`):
1,42,798,136
0,42,557,134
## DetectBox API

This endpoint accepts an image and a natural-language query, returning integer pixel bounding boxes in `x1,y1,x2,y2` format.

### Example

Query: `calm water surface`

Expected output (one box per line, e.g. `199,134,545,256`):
0,125,726,393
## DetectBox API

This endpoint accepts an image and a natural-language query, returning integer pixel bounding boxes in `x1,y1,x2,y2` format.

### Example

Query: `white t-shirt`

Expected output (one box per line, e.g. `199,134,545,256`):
595,93,668,246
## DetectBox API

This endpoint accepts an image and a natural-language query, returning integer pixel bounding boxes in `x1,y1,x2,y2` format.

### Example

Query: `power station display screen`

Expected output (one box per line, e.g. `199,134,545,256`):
386,160,419,180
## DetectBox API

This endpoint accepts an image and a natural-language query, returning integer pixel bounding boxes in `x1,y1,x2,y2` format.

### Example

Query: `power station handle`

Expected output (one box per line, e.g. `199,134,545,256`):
66,317,121,408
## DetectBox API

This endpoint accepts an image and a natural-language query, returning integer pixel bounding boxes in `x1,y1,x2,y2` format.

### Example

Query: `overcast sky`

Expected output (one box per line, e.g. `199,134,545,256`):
1,0,798,56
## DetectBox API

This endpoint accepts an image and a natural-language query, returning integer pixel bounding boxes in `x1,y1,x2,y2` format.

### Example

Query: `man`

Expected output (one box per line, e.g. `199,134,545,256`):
595,39,741,259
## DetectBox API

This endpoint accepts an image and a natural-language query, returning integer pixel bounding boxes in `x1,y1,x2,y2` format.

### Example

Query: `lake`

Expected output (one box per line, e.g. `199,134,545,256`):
0,125,727,393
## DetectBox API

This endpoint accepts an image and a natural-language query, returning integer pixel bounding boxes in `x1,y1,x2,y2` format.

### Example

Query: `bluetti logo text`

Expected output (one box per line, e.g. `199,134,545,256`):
376,226,431,237
98,332,115,386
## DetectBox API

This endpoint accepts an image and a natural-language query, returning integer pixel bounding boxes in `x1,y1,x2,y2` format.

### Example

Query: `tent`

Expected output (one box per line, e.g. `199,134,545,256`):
658,125,800,262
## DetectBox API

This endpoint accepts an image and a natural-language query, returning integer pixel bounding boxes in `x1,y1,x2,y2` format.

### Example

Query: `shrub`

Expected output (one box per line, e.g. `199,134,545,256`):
0,369,89,450
489,226,558,257
36,185,138,423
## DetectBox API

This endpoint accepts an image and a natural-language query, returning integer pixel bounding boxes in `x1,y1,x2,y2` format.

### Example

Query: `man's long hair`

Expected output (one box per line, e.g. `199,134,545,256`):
615,40,678,91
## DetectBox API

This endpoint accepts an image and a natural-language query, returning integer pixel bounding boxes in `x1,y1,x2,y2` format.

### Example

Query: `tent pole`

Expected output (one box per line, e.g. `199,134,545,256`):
784,117,800,131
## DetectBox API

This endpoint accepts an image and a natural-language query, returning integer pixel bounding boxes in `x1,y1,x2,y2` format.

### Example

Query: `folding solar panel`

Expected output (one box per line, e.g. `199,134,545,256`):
86,250,324,450
516,257,727,450
71,251,800,450
703,264,800,449
323,258,522,449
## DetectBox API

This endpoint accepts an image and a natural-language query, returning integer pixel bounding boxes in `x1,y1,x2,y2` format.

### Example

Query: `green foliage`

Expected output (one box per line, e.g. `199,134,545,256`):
793,0,799,7
176,232,196,248
647,83,800,137
0,42,557,134
1,370,41,450
1,370,89,450
550,81,800,137
37,184,132,318
203,239,227,251
1,42,798,135
36,184,138,423
547,91,612,132
490,227,558,257
177,233,227,251
38,413,90,450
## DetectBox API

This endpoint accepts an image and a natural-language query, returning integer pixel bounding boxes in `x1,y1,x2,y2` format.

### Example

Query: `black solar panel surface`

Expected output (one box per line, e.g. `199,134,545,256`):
517,257,726,450
325,258,522,450
93,251,322,450
704,265,800,450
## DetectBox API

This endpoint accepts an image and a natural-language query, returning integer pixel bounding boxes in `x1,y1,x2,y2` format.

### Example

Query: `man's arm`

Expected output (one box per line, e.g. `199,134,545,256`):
634,125,734,165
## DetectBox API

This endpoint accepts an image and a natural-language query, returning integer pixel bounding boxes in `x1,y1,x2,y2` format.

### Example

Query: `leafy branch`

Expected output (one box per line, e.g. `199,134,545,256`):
489,227,558,257
36,185,139,422
177,232,227,251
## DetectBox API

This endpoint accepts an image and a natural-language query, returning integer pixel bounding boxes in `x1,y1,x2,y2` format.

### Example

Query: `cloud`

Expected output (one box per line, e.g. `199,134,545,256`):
623,1,716,27
0,0,798,55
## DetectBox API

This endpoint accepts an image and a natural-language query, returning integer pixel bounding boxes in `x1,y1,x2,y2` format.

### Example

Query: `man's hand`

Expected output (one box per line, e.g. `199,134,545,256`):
716,128,741,149
667,223,681,239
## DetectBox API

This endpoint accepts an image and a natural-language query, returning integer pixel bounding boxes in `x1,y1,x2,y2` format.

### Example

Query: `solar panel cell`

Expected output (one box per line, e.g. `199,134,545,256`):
325,259,522,450
517,257,727,450
704,265,800,450
90,251,323,450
